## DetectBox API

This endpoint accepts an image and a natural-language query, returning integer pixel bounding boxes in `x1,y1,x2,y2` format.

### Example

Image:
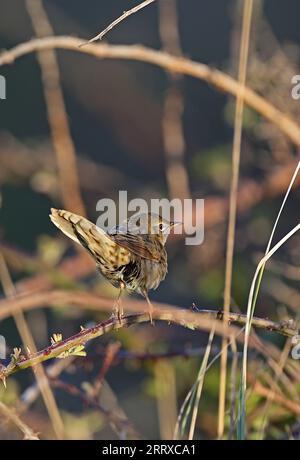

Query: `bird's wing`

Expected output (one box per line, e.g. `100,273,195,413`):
110,232,161,261
49,208,118,261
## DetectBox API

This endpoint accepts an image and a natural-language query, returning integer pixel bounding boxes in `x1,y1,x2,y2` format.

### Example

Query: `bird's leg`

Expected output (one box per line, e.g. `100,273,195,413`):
113,281,125,323
144,291,154,326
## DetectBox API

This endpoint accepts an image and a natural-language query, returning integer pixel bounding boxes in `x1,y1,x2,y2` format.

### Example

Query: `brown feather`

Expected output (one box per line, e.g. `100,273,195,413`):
110,233,162,262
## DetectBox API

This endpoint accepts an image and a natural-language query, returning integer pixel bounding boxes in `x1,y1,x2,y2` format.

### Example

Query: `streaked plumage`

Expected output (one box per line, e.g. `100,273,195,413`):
50,208,177,322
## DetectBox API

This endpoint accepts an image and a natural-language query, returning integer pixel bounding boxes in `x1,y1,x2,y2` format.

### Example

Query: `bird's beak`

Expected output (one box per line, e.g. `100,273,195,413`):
170,221,183,228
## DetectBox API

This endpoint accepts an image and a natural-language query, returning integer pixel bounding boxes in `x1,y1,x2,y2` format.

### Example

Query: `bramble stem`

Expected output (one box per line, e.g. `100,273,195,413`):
0,308,297,382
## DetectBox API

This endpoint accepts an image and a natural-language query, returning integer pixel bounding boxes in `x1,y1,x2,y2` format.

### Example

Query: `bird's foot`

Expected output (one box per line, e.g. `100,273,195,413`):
117,310,124,325
110,309,124,325
148,309,154,326
216,309,224,320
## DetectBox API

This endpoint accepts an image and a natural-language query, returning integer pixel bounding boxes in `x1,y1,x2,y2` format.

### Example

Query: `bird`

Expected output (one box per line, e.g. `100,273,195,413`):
49,208,180,323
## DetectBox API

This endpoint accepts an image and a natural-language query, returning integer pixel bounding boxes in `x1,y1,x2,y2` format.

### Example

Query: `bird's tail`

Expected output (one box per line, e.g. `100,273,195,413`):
49,208,113,258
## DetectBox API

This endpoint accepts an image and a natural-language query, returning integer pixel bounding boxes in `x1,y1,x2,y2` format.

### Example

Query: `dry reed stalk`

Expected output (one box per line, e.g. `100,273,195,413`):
25,0,85,216
218,0,254,438
158,0,191,201
154,360,178,440
228,337,238,439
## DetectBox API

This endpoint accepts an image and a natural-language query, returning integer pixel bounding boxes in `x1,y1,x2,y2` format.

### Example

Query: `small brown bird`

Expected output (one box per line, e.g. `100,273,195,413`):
50,208,179,323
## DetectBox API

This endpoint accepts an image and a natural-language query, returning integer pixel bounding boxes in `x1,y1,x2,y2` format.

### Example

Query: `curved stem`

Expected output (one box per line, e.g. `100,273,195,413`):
0,308,297,382
1,36,300,146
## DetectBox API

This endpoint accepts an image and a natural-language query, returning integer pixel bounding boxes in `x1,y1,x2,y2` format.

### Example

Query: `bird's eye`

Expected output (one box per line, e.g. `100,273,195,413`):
158,223,164,231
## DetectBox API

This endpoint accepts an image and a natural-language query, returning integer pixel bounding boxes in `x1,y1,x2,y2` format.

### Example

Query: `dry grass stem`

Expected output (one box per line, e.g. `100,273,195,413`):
158,0,191,200
218,0,253,438
25,1,85,216
155,360,178,440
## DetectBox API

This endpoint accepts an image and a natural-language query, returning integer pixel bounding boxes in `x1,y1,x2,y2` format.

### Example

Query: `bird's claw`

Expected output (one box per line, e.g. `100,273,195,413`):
110,309,124,325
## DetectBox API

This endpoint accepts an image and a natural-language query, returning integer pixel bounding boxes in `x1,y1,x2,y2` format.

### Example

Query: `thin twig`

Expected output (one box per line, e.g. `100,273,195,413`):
0,401,39,440
20,357,75,410
80,0,156,46
51,378,138,439
253,380,300,418
19,349,136,439
84,346,248,362
93,341,121,398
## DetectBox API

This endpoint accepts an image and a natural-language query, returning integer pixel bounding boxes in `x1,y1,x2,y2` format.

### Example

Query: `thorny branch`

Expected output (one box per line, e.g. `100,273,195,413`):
0,308,297,383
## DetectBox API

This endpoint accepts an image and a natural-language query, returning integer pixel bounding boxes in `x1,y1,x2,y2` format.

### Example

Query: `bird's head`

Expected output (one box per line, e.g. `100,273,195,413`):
126,212,182,245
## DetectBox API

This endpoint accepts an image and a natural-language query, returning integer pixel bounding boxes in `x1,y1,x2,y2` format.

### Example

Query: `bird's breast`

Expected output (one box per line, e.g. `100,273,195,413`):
96,244,167,293
139,257,168,291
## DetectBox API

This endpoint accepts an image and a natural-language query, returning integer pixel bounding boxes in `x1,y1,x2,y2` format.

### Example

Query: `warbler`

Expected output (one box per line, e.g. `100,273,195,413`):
50,208,180,323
